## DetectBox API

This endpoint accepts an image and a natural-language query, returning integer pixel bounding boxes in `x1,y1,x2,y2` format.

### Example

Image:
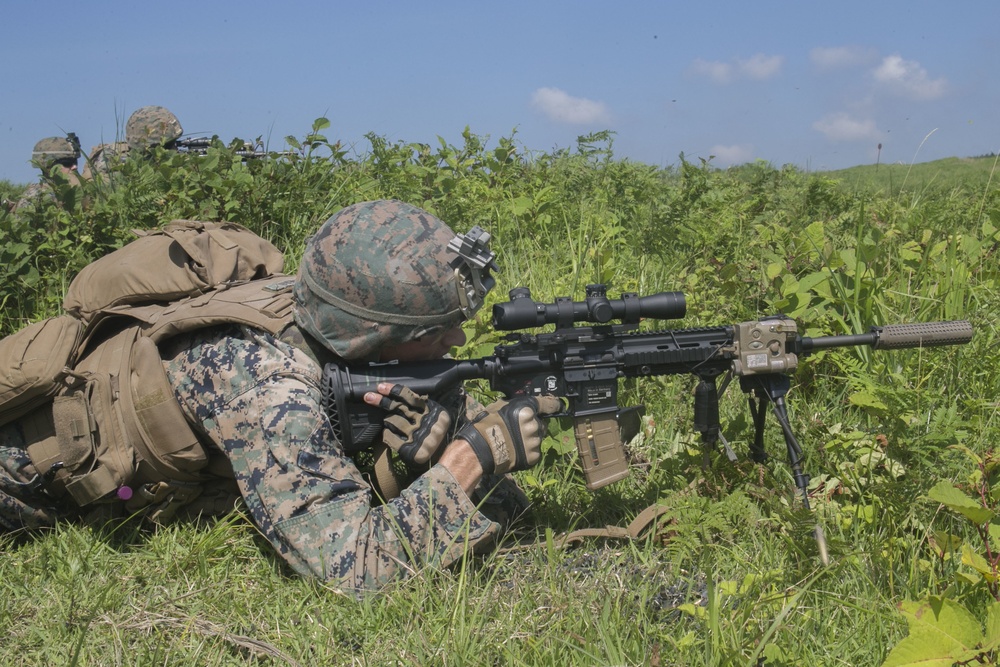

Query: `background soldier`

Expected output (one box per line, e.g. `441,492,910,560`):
12,135,82,210
81,106,184,180
125,105,184,152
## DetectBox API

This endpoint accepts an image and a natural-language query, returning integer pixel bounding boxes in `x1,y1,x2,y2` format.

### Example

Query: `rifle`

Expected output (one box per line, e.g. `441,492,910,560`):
322,285,972,560
173,137,295,160
174,137,214,154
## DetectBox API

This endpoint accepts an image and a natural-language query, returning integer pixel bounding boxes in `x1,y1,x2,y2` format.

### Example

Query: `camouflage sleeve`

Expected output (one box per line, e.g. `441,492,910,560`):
161,326,499,592
0,422,71,530
14,183,47,210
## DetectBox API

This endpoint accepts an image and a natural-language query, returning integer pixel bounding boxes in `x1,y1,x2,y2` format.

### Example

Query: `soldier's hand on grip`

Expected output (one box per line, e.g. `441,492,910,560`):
368,383,452,467
455,395,562,476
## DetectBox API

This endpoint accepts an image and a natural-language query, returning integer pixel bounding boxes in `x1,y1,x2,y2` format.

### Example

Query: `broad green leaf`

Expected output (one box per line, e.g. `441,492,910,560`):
927,481,995,525
881,635,959,667
983,217,998,241
849,391,888,410
677,603,706,619
882,598,983,667
898,240,924,268
955,571,982,586
989,523,1000,552
799,220,826,255
765,262,784,281
797,270,828,294
961,544,998,581
779,274,799,296
510,196,533,216
718,580,739,596
839,248,857,274
931,531,963,554
984,602,1000,650
761,643,786,661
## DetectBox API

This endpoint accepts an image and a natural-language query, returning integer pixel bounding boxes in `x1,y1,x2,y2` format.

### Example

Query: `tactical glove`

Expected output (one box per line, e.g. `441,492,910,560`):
379,384,452,466
456,395,563,476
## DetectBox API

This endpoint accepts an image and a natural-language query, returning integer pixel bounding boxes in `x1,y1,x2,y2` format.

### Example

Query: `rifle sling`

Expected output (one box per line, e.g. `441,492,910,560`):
553,503,674,547
498,502,674,553
370,443,403,502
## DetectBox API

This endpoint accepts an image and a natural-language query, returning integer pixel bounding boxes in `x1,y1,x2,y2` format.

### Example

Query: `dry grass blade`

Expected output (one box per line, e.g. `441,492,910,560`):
97,608,304,667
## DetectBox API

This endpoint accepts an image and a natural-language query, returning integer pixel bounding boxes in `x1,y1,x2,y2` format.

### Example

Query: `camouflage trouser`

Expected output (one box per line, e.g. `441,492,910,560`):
0,421,70,531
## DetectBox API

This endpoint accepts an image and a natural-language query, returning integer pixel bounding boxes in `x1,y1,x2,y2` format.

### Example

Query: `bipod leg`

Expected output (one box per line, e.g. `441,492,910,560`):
741,374,830,566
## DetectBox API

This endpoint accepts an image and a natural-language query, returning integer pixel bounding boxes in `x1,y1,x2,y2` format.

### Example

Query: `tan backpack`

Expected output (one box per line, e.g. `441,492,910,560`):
1,220,294,508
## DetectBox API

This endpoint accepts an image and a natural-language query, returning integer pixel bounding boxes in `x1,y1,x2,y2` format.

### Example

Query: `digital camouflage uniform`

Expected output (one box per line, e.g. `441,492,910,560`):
0,426,72,531
13,136,82,210
158,324,499,590
0,200,516,593
81,141,129,180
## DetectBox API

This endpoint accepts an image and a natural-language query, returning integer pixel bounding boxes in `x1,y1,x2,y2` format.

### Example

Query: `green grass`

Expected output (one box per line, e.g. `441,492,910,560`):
825,153,1000,197
2,127,998,665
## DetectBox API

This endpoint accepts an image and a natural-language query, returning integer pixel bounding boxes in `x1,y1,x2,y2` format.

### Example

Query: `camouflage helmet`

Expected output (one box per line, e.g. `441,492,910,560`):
31,136,79,170
125,106,183,150
293,200,497,360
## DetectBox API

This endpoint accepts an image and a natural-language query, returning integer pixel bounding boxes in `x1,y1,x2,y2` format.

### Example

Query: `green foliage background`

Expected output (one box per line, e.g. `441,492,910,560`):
1,120,999,665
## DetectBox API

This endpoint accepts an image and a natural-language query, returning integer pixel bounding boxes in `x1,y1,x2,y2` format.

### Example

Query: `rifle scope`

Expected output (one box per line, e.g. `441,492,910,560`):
492,283,686,330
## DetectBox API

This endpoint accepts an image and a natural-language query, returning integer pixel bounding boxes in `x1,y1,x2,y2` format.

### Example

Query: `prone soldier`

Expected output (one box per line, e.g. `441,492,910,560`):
0,200,560,593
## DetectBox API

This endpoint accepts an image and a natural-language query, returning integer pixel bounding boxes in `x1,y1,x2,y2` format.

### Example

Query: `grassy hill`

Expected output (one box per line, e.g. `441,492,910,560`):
822,153,1000,195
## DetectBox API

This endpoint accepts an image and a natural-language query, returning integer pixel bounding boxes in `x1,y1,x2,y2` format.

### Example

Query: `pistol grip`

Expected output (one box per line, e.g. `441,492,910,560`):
574,414,629,490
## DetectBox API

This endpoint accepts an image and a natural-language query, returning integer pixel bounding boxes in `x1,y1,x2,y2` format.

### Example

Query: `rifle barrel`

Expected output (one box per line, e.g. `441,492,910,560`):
802,320,973,352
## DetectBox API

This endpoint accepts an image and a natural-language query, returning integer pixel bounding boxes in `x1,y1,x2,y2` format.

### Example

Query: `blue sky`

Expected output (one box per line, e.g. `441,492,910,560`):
3,1,998,184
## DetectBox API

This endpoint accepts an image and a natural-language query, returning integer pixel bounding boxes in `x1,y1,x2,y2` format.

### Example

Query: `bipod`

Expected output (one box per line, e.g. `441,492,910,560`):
739,373,830,566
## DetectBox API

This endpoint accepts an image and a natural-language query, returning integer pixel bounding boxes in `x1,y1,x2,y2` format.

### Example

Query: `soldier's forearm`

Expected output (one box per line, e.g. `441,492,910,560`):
437,439,484,497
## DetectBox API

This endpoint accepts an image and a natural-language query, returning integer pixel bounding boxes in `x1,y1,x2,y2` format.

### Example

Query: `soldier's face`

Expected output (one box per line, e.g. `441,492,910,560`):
378,326,467,363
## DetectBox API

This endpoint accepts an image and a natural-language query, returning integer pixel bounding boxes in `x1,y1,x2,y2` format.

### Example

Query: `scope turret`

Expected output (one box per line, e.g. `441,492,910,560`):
492,283,686,330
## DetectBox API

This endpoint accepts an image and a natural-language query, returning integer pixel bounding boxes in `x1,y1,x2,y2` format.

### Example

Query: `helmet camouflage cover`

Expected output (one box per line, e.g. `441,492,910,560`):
293,200,497,360
125,106,183,150
31,136,79,170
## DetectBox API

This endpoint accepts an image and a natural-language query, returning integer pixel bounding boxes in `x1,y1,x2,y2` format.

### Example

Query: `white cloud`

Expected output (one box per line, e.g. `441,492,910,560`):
738,54,784,80
810,45,878,69
690,54,783,83
530,88,611,124
691,58,734,84
709,144,754,166
872,55,947,100
813,112,882,142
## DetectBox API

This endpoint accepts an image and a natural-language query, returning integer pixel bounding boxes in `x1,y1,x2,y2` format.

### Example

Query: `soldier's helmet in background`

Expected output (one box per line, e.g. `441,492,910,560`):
293,199,495,360
125,106,184,151
31,136,80,171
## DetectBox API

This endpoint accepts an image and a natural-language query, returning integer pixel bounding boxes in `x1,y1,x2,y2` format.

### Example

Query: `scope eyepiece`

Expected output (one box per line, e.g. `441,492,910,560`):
492,284,686,330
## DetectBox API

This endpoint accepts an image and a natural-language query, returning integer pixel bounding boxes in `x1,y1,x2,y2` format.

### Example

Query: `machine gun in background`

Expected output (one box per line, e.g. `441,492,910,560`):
173,136,296,160
323,278,973,562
